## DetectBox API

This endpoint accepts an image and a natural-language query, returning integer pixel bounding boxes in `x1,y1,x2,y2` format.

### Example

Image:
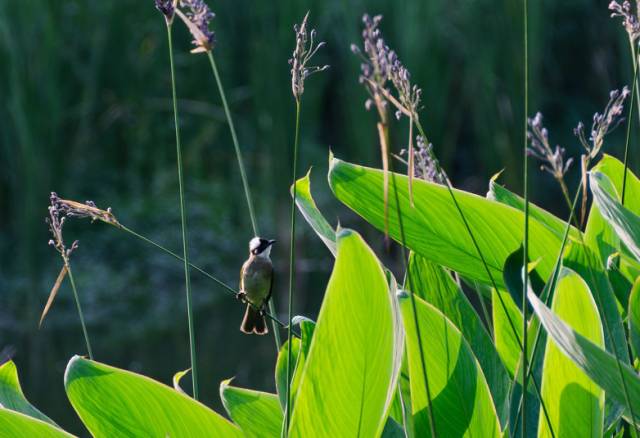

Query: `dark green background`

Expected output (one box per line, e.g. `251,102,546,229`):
0,0,635,434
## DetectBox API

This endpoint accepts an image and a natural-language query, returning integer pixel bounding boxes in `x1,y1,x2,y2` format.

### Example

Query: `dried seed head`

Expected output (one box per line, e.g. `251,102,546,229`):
177,0,216,53
527,112,573,181
353,14,391,113
289,12,329,100
609,1,640,40
46,193,77,260
574,87,630,158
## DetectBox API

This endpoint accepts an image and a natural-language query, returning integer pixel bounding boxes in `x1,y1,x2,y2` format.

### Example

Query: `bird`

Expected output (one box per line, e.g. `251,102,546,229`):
238,237,275,335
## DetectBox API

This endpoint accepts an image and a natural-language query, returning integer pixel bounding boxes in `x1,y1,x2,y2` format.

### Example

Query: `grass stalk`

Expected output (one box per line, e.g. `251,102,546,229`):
521,0,530,433
166,24,198,399
65,263,93,360
205,51,281,348
284,99,301,436
622,44,640,205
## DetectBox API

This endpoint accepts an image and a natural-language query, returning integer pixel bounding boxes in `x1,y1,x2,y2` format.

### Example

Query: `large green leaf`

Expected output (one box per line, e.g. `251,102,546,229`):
0,408,72,438
591,171,640,263
528,288,640,428
538,268,604,437
220,379,282,438
398,292,501,437
629,278,640,360
408,253,510,427
328,156,561,288
64,356,242,437
492,287,525,378
290,229,402,437
487,177,579,241
0,360,56,425
293,170,336,256
274,318,315,410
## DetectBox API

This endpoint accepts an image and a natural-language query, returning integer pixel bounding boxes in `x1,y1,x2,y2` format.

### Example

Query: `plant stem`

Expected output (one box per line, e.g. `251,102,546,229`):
622,44,640,206
284,100,301,437
205,51,281,348
167,25,198,400
65,262,93,360
521,0,530,433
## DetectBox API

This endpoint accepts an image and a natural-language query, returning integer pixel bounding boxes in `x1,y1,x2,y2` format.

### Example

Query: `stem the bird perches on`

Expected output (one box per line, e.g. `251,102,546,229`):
166,24,199,400
66,263,93,360
206,51,281,349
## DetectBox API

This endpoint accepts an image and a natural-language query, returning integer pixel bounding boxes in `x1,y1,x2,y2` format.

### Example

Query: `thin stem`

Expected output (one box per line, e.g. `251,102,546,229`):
206,51,281,348
521,0,530,433
622,44,640,205
284,100,301,436
167,25,198,399
65,262,93,360
413,119,555,437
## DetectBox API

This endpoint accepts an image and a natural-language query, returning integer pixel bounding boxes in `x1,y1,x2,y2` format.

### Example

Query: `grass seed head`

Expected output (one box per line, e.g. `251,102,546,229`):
289,12,329,100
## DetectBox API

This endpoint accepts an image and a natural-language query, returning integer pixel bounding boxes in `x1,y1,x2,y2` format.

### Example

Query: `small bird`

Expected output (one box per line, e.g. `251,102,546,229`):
238,237,275,335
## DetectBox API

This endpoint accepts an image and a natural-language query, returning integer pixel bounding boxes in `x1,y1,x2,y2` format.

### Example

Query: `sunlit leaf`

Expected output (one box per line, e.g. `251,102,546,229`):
220,379,282,438
172,368,190,394
289,229,402,437
0,360,56,426
0,408,72,437
629,278,640,361
538,268,604,437
398,292,501,437
328,156,562,288
64,356,242,437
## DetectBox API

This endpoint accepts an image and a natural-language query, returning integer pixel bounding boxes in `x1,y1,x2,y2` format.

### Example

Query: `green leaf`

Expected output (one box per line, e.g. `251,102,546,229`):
290,229,402,437
0,360,57,425
629,278,640,360
0,408,72,437
220,379,283,438
487,178,580,240
274,318,315,411
172,368,190,394
64,356,242,437
492,287,524,379
328,156,561,288
538,268,605,438
591,171,640,263
528,287,640,428
398,292,501,437
408,253,510,427
293,169,336,256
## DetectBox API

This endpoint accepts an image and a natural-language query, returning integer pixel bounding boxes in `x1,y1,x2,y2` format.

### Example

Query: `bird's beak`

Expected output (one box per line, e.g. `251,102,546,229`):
268,239,276,246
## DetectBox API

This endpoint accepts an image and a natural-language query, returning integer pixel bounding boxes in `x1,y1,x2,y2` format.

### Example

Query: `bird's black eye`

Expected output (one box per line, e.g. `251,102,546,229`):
251,249,258,255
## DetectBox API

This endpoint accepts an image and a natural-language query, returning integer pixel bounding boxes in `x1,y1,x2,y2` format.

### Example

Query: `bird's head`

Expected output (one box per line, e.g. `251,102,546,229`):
249,237,276,257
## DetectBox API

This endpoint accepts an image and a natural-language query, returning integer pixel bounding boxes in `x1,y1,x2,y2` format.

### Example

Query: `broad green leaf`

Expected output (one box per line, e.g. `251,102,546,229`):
292,170,336,256
381,417,406,437
64,356,242,437
591,155,640,214
591,171,640,263
408,253,510,427
398,292,500,437
0,360,57,426
290,229,402,437
492,287,524,378
563,242,630,365
538,268,604,438
0,408,72,437
528,288,640,428
275,318,315,411
629,278,640,360
487,178,580,240
328,156,561,288
220,379,282,438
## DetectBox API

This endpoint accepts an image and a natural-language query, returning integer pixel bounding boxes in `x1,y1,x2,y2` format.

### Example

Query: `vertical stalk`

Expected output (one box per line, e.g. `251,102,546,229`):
167,25,198,400
622,44,640,205
284,100,301,436
66,263,93,360
521,0,530,434
206,51,281,348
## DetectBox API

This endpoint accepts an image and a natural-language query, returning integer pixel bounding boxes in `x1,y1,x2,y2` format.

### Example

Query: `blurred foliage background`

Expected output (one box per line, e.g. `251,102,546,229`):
0,0,636,434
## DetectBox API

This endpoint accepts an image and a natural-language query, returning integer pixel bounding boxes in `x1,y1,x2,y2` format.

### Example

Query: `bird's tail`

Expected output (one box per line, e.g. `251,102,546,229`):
240,304,268,335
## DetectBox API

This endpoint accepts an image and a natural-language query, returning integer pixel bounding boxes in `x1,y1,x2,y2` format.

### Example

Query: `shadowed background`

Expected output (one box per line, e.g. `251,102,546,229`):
0,0,636,434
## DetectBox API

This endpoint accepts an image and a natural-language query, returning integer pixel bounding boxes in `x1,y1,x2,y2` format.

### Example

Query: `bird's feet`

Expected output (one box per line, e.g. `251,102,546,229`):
236,290,247,303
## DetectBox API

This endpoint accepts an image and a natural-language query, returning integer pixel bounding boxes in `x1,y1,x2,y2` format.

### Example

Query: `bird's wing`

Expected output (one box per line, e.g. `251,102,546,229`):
265,264,274,304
